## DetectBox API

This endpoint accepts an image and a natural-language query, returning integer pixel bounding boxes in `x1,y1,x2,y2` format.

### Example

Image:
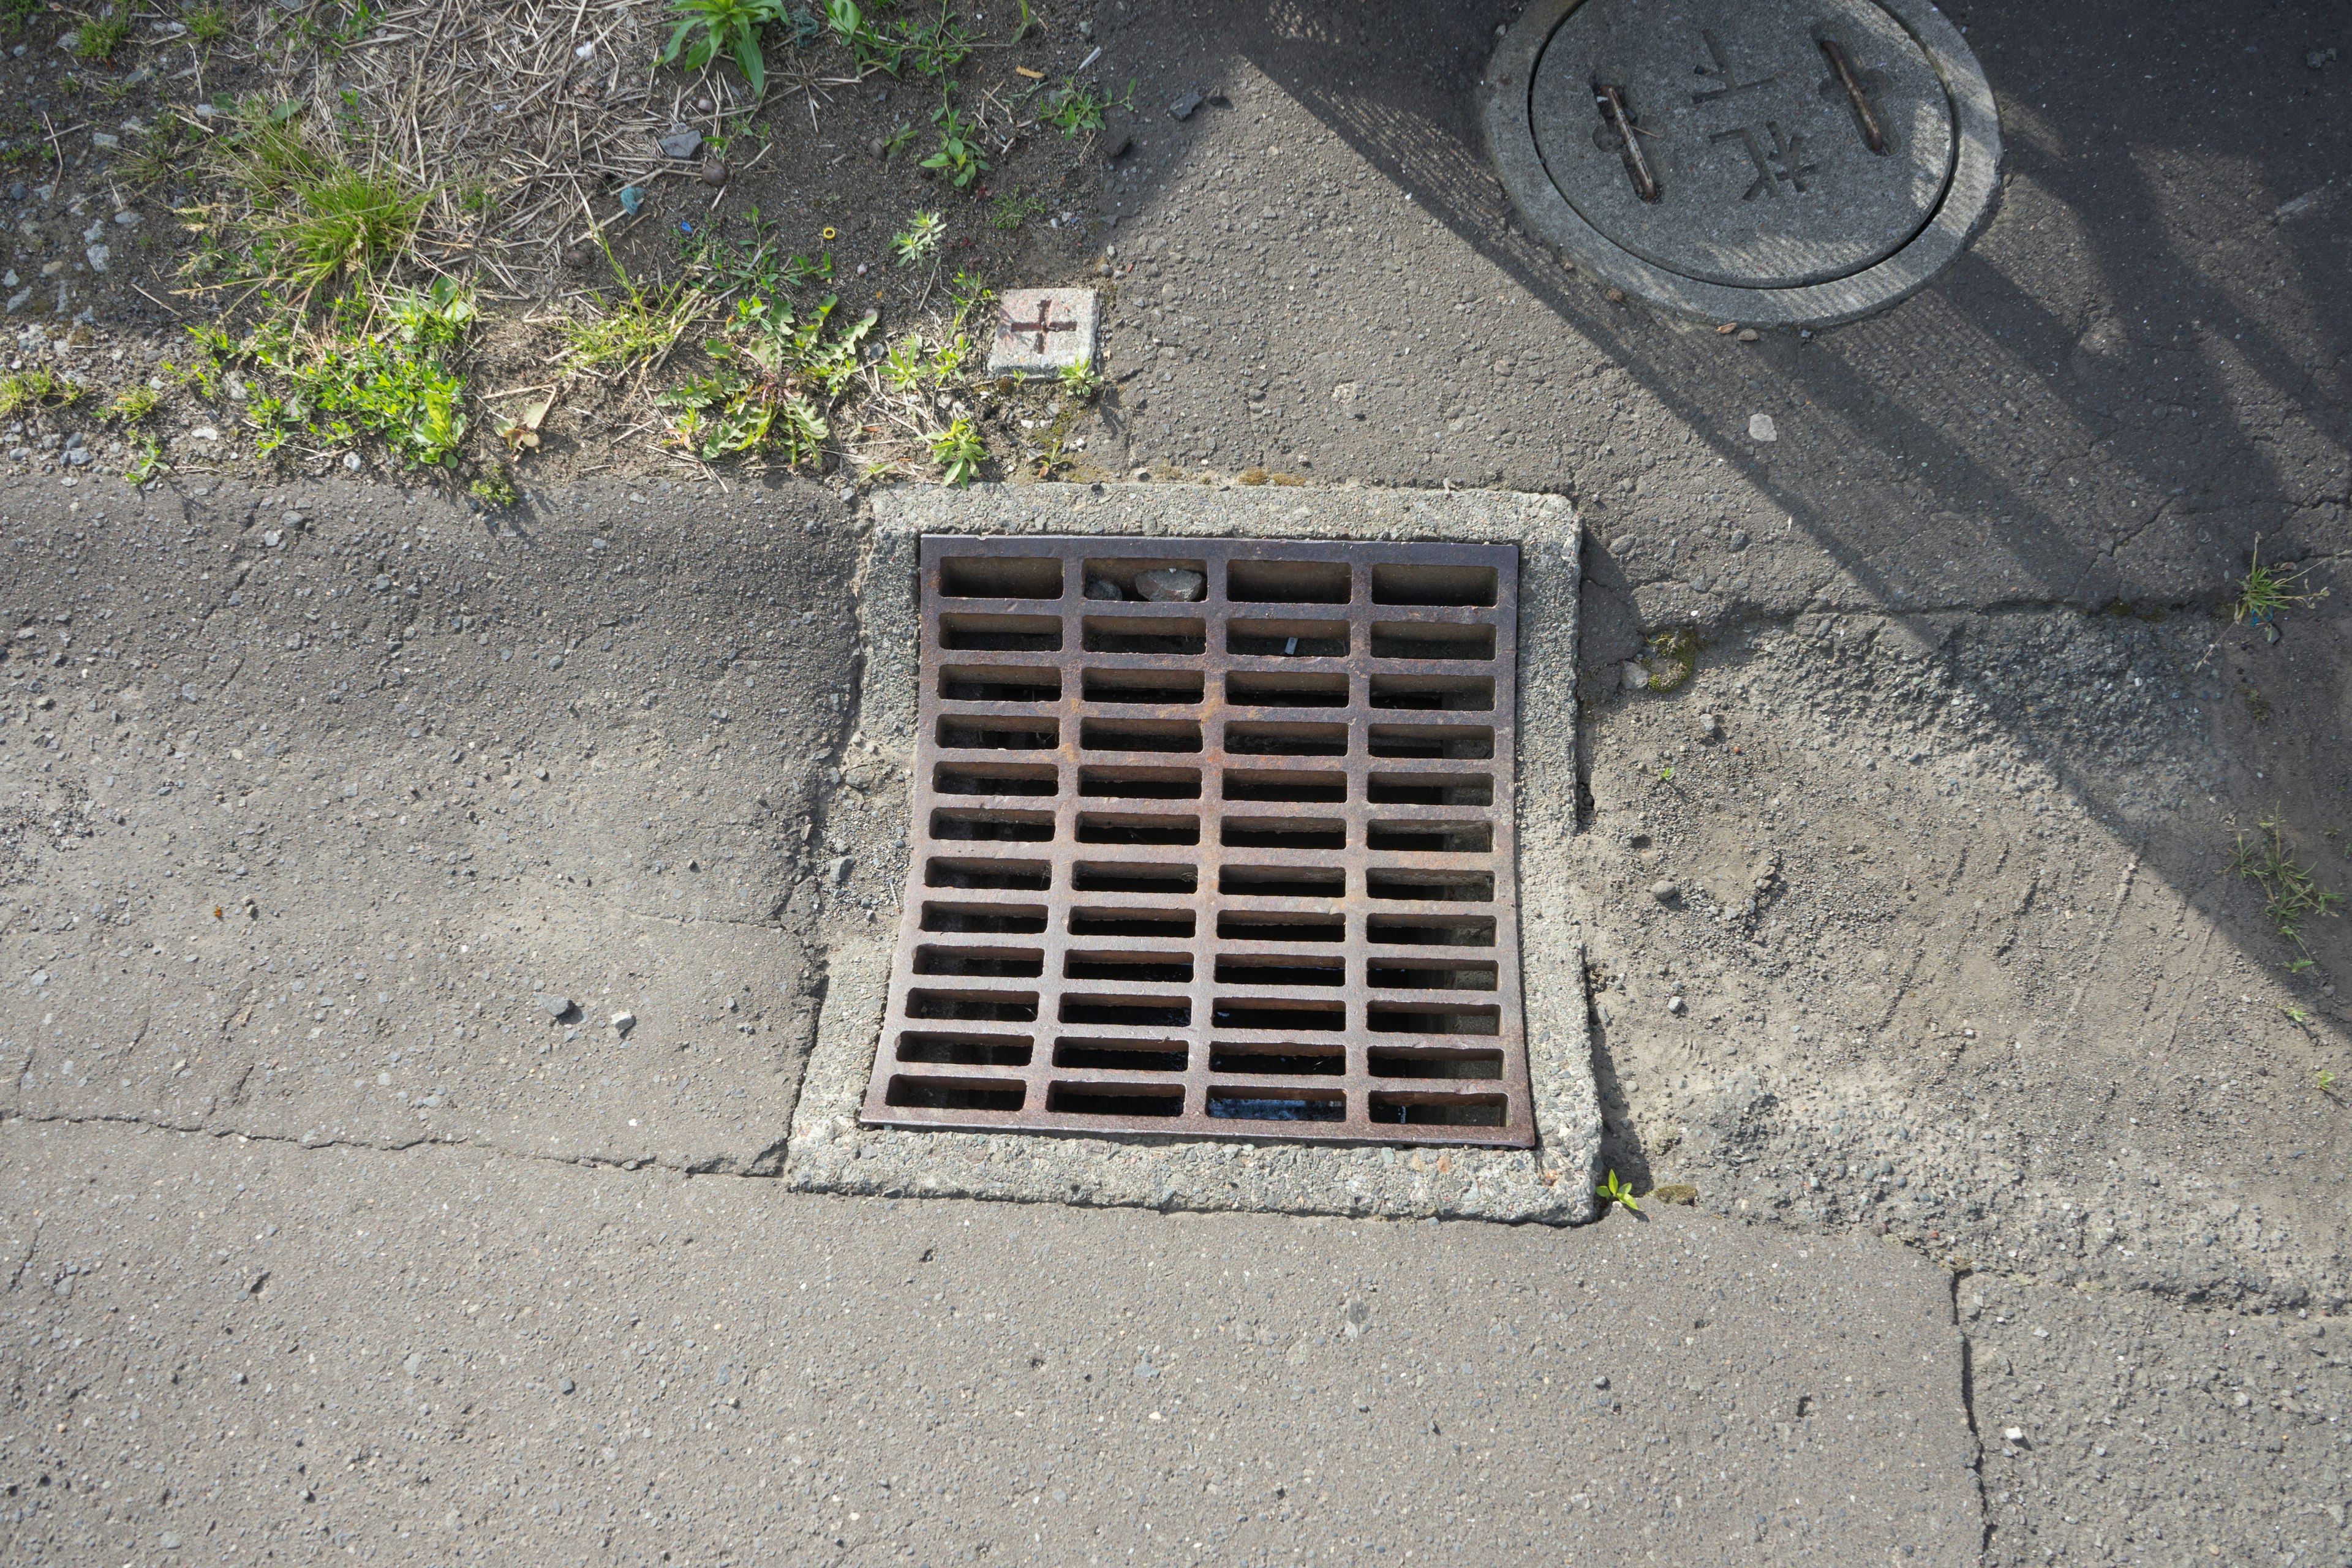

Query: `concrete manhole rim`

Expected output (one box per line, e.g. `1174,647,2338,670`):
1485,0,2002,328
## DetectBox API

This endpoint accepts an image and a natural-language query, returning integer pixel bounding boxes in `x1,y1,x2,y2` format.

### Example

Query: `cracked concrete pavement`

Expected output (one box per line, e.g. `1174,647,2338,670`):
0,476,1996,1566
2,0,2351,1558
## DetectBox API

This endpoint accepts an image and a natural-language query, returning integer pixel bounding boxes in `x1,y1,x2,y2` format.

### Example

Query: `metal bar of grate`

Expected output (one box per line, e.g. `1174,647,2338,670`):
859,535,1532,1147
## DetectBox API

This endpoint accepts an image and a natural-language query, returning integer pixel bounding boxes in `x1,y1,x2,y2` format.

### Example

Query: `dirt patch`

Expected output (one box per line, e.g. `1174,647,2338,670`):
0,0,1124,496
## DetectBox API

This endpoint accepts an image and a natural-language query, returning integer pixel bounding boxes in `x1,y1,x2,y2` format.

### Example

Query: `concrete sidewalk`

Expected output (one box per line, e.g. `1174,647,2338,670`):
2,1120,1978,1565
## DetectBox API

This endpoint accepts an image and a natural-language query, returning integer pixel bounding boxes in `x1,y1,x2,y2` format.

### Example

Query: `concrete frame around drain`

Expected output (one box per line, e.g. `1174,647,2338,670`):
1484,0,2002,328
785,484,1602,1224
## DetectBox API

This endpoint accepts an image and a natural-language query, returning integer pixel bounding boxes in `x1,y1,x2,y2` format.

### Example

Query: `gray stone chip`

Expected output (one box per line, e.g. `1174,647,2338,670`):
1134,567,1205,601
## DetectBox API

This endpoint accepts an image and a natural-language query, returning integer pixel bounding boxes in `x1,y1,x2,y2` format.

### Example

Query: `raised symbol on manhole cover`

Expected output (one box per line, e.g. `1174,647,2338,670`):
859,535,1536,1148
1488,0,2000,325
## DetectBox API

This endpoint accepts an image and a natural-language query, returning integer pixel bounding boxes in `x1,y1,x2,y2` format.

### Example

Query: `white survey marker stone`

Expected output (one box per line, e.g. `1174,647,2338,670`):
985,287,1099,378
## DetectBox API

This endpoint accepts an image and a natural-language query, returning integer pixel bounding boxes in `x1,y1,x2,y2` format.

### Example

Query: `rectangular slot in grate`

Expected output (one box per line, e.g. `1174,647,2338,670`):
860,535,1532,1147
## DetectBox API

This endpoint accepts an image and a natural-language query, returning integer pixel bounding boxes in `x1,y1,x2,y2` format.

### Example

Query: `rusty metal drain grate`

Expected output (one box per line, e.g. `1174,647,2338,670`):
858,535,1532,1147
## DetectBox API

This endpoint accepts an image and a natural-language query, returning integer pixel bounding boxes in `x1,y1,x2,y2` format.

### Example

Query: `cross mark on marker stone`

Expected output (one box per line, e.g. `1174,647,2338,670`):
1001,300,1077,353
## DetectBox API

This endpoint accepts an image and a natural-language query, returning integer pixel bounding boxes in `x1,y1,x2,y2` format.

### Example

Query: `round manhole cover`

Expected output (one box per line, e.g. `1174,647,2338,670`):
1488,0,2000,326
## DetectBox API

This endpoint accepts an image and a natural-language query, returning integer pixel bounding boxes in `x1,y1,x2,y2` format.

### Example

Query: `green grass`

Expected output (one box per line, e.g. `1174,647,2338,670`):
2231,536,2329,637
470,469,519,508
558,273,709,373
70,7,131,61
107,385,160,423
2228,816,2345,960
184,2,230,43
190,102,428,293
0,369,83,417
0,0,44,35
270,166,427,288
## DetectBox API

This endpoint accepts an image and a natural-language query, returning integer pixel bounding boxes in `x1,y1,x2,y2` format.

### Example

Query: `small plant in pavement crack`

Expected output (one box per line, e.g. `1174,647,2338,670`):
2231,535,2329,643
1597,1169,1640,1213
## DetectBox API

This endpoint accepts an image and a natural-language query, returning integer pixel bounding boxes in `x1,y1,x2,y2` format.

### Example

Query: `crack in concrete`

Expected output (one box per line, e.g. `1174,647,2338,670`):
4,1106,772,1179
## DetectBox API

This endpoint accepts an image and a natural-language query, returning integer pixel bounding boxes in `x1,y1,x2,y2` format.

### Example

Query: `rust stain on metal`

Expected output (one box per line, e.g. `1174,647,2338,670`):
859,535,1533,1147
1592,83,1660,203
1817,37,1888,155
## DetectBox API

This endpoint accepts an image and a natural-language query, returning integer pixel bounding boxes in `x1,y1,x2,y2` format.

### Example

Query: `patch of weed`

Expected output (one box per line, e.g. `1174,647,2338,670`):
2228,816,2345,960
184,2,230,44
470,469,519,508
662,0,785,96
892,209,944,266
929,415,984,486
658,292,874,467
1057,355,1103,401
121,435,166,484
922,104,989,187
119,120,189,189
988,187,1046,230
243,277,479,467
0,369,83,417
2231,534,2329,641
0,0,45,35
106,385,159,423
1041,79,1106,137
881,121,916,159
559,270,708,373
70,7,130,62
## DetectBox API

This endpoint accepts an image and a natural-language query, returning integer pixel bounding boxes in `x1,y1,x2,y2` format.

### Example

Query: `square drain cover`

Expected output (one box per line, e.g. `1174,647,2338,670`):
859,535,1534,1147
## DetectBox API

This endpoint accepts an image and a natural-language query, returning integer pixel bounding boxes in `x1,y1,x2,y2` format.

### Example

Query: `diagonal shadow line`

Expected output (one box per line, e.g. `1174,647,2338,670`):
1107,0,2352,1042
1212,2,2342,617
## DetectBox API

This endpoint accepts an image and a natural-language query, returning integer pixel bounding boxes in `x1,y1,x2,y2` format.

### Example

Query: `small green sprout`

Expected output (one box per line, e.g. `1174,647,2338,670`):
1657,764,1674,783
929,416,984,486
121,435,166,485
892,209,944,267
1597,1169,1640,1213
1057,354,1103,400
